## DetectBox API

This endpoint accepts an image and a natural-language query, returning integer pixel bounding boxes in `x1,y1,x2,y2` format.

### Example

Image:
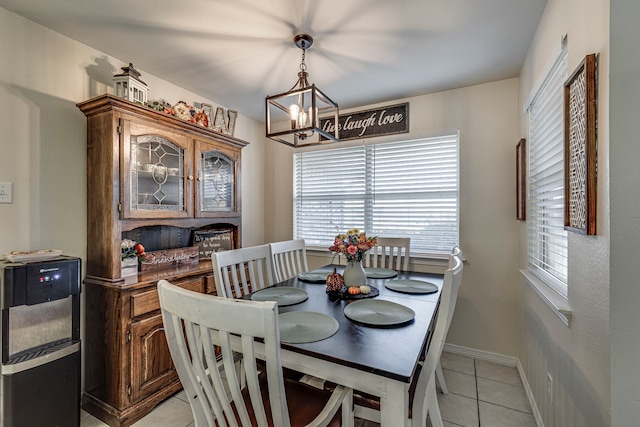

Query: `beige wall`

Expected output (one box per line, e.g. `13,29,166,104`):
0,7,266,256
517,0,611,425
265,79,523,358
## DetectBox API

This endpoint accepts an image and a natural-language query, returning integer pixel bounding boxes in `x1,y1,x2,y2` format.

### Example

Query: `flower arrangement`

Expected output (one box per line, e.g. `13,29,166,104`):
147,100,210,127
329,228,377,263
121,239,146,261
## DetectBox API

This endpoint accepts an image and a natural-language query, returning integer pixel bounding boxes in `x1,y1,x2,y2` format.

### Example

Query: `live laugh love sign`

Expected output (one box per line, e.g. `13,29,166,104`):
320,102,409,141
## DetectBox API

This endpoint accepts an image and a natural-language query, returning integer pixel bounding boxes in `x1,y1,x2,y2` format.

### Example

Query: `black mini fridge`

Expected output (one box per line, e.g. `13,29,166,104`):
0,256,81,427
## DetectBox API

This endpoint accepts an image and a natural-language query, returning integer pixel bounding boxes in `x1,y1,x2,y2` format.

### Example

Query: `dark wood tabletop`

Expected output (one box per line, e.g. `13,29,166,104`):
249,264,444,384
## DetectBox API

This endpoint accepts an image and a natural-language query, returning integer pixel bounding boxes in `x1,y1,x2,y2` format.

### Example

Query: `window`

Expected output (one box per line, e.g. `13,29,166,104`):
293,135,459,257
527,43,568,296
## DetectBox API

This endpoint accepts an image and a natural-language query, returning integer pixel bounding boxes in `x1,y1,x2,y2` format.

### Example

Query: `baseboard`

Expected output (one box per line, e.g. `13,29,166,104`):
516,359,544,427
442,343,544,427
443,343,518,366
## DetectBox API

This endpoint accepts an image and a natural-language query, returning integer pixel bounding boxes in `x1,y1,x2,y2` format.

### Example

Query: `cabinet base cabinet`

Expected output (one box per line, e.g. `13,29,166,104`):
82,274,208,427
82,380,183,427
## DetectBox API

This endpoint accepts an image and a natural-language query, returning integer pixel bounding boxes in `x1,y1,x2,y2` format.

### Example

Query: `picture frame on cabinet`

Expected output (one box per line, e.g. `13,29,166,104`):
516,138,526,221
564,53,597,235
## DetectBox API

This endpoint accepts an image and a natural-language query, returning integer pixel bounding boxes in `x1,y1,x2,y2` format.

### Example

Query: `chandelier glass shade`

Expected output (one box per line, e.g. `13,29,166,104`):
266,34,339,147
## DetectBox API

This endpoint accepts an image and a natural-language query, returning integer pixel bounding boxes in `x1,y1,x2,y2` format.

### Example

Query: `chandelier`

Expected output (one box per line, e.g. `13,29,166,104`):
266,34,339,147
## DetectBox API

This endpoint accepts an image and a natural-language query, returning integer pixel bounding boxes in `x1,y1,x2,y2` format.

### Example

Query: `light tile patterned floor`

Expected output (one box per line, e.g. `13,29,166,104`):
81,352,536,427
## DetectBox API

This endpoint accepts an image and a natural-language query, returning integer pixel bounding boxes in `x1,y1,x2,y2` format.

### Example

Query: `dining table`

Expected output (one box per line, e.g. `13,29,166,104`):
243,264,444,426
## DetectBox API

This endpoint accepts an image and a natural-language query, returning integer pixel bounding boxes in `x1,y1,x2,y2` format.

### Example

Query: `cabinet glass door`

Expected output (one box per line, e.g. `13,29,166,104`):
131,135,184,211
199,150,235,213
122,120,192,219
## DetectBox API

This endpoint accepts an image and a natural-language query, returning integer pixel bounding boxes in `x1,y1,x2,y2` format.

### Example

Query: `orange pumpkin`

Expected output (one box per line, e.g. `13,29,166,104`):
347,286,361,295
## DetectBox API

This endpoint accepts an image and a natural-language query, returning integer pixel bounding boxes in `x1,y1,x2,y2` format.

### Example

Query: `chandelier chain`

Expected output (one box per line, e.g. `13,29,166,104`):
300,48,307,72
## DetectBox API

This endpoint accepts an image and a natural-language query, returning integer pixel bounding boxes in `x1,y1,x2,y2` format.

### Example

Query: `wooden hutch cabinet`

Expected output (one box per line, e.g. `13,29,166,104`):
77,94,248,426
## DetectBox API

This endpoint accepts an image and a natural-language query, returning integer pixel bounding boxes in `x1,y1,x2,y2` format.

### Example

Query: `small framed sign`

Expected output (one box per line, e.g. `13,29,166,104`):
191,229,234,259
139,246,199,272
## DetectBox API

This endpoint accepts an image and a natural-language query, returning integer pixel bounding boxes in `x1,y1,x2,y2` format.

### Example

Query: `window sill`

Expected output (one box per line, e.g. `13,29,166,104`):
306,248,452,273
520,269,572,327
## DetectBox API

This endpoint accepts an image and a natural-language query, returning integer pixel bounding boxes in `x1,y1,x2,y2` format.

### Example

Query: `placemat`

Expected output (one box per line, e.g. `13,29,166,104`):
279,311,339,344
385,279,439,294
250,287,308,306
364,267,398,279
297,272,329,283
344,299,415,326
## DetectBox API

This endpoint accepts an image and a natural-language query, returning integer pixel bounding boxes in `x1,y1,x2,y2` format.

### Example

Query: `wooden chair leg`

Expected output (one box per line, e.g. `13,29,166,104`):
426,390,444,427
342,388,355,427
435,362,448,395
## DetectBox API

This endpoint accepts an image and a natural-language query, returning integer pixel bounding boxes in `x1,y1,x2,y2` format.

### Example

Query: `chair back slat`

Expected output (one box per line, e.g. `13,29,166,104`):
270,239,309,282
158,280,291,427
212,245,275,298
364,237,410,271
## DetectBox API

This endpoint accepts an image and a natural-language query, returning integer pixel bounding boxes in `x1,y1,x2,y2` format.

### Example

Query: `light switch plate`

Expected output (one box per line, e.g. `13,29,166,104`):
0,182,13,203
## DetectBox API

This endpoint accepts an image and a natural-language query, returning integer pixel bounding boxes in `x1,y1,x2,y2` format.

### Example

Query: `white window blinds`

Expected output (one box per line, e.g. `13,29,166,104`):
527,44,568,295
293,135,459,256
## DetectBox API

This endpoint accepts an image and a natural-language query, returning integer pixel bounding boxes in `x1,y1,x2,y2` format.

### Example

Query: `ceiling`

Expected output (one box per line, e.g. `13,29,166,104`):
1,0,547,122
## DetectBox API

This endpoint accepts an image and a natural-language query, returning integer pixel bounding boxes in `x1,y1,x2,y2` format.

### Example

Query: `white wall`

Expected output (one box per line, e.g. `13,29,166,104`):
265,78,523,357
0,6,266,386
517,0,611,425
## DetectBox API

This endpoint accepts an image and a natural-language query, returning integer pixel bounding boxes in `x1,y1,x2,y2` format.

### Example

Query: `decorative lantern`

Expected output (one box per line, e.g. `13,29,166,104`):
266,34,339,147
112,63,149,105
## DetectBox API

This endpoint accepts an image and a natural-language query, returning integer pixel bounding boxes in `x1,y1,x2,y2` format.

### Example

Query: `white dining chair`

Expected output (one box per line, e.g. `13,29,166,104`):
212,244,306,383
269,239,309,282
364,237,411,270
345,255,464,427
158,280,354,427
436,245,463,395
211,244,275,299
411,254,463,427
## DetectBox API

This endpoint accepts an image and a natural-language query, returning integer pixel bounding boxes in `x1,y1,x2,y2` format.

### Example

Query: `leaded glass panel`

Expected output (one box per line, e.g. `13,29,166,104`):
131,135,184,210
200,151,234,211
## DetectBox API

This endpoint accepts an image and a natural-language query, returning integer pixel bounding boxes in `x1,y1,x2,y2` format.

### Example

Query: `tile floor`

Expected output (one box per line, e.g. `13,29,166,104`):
80,352,536,427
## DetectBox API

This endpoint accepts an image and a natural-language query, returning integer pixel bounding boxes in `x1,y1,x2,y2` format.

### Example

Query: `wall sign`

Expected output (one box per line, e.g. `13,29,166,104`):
191,229,234,259
320,102,409,142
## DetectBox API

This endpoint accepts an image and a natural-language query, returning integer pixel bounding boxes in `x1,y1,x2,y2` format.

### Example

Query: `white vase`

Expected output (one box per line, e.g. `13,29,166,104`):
343,260,366,286
121,257,138,278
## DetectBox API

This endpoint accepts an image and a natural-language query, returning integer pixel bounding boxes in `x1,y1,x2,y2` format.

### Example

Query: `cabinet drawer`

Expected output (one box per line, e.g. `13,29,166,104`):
131,278,203,318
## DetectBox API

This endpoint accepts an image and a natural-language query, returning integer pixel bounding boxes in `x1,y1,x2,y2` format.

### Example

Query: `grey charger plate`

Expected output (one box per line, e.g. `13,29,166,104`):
279,311,339,344
250,287,308,306
364,267,398,279
297,272,329,283
343,299,415,326
385,279,439,294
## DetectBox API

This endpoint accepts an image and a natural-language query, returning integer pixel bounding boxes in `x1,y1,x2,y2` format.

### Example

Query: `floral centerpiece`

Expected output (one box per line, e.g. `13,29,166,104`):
329,229,377,286
121,239,146,261
329,228,377,262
